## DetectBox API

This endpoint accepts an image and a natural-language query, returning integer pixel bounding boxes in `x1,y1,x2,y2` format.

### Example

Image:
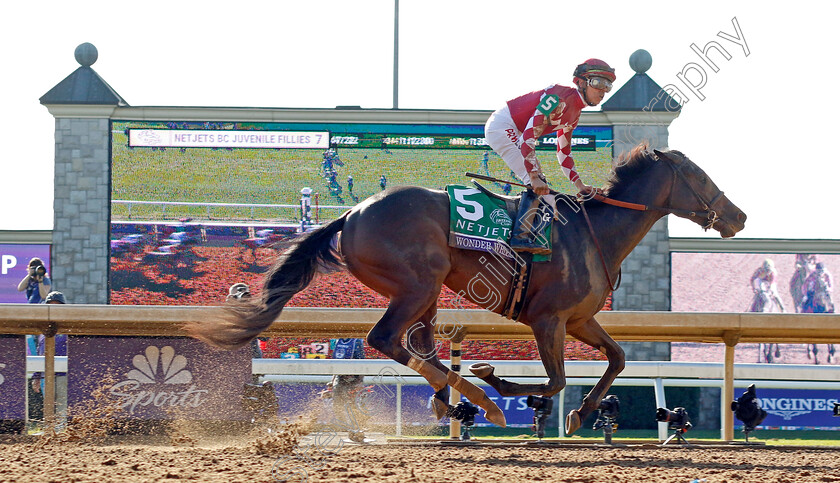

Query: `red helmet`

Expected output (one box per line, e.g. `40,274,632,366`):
574,59,616,82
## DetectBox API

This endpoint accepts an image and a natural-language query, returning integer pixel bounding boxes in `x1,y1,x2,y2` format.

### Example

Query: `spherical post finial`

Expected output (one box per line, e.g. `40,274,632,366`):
74,43,98,67
629,49,652,74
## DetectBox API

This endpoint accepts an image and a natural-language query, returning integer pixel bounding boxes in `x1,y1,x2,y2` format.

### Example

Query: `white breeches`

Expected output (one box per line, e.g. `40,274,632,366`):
484,106,530,185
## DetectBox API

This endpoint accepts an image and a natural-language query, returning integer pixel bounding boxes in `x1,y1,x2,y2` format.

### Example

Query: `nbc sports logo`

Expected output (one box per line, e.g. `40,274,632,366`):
110,346,208,414
126,346,192,384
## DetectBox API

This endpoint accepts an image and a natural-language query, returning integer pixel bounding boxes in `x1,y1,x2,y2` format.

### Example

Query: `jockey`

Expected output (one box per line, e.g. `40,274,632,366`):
751,259,785,311
485,59,616,254
751,259,778,292
795,253,818,271
816,263,834,292
803,262,834,312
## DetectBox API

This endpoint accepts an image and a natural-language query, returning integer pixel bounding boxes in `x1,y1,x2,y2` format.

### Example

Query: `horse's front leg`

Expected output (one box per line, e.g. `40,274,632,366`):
469,317,567,397
564,316,625,435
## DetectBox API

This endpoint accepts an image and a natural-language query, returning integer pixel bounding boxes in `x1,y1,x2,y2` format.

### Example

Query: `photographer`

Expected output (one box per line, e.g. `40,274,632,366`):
17,257,51,304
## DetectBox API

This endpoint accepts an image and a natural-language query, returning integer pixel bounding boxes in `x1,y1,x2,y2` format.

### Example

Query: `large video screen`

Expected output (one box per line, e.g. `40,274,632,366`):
109,120,613,307
672,252,838,364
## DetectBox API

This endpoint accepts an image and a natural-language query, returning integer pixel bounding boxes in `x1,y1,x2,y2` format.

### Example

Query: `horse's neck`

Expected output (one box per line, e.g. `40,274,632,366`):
597,208,664,272
586,193,666,274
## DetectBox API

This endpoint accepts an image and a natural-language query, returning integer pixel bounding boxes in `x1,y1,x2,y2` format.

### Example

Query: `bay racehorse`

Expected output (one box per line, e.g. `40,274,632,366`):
186,145,746,434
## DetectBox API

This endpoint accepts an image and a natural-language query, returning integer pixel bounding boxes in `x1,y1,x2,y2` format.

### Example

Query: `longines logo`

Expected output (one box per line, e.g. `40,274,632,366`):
758,397,839,421
109,346,209,414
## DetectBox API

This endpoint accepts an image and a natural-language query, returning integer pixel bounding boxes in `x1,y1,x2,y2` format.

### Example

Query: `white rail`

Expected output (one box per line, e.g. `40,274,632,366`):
111,199,350,221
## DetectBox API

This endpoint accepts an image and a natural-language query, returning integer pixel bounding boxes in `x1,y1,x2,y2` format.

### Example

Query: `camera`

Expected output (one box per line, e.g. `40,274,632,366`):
447,401,479,426
731,384,767,432
30,265,46,279
526,395,553,412
527,395,554,439
597,395,620,419
447,401,479,441
656,407,692,431
833,402,840,417
593,395,620,444
657,406,692,445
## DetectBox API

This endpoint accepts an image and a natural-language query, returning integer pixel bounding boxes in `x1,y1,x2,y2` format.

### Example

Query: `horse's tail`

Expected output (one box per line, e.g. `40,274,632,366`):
185,212,348,350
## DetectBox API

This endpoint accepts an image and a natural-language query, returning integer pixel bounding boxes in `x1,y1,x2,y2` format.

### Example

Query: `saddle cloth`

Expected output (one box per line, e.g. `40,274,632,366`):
446,184,552,262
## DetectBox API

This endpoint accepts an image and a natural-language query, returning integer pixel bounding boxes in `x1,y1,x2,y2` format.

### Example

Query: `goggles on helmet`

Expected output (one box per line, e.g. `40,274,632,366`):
586,76,613,92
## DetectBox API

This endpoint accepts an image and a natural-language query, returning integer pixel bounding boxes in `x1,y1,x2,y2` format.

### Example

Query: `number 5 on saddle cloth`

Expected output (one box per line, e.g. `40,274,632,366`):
447,183,553,261
446,183,555,321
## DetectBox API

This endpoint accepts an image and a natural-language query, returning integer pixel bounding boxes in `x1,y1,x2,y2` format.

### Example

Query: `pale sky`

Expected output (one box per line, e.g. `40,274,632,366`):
2,0,838,239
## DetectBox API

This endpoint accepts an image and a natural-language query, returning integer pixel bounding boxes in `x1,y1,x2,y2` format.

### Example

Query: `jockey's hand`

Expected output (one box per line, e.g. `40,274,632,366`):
575,180,603,199
528,171,550,196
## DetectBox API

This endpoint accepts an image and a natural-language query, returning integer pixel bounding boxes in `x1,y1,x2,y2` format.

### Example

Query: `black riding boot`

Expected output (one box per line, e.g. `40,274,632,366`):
510,190,550,255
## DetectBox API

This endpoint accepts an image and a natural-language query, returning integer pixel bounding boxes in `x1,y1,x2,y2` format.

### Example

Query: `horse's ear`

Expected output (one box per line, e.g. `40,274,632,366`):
653,149,681,163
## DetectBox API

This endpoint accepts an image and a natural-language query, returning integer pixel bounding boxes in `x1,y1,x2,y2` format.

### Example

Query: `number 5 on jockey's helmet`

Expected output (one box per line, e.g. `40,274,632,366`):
574,59,616,106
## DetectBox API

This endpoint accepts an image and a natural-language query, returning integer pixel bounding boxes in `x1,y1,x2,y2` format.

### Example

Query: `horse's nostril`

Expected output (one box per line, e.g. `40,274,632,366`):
737,212,747,224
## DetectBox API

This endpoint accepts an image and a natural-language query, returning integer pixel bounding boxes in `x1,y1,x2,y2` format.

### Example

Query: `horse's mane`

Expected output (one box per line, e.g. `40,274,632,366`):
603,143,663,198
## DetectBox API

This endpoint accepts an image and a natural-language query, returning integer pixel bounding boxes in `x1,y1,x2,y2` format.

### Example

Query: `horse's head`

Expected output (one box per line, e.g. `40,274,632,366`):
652,149,747,238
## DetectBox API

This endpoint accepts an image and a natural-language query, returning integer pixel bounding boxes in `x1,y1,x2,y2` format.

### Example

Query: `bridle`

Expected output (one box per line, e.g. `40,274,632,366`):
591,153,727,230
577,151,728,292
656,153,726,231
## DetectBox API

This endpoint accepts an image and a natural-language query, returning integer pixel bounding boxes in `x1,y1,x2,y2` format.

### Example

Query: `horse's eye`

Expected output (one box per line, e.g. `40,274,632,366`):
700,176,707,184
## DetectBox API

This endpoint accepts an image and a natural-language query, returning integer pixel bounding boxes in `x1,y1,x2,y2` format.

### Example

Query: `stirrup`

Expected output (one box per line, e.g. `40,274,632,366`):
510,239,551,255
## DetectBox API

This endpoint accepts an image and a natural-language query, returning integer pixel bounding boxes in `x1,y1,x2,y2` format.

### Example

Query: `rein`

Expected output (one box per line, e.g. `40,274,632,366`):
591,193,722,230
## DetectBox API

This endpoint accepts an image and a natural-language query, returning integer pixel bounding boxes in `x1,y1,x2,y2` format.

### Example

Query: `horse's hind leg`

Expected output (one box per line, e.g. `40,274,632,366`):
405,304,451,419
366,293,447,387
406,304,506,426
564,316,625,435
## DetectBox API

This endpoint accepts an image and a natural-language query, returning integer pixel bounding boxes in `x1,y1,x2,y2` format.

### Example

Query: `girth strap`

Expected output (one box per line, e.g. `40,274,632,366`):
502,252,533,321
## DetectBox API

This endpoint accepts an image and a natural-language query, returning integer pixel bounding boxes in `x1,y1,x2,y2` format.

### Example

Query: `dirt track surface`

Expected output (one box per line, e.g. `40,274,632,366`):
3,439,840,483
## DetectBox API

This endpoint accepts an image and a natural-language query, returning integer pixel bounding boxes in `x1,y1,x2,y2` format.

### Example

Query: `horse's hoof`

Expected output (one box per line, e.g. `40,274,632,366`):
432,398,450,420
469,362,494,379
565,410,581,435
483,405,507,428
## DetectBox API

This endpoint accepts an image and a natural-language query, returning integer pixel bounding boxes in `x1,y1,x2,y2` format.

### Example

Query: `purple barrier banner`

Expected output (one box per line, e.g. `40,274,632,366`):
739,387,840,430
274,382,538,428
0,336,26,420
69,337,252,420
402,385,539,428
0,244,51,303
